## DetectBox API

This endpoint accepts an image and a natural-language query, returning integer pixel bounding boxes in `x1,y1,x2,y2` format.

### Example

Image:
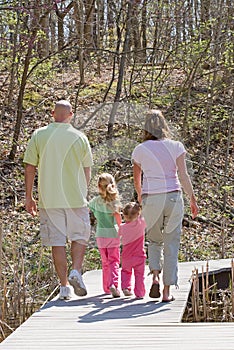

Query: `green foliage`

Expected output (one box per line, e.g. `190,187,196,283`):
79,82,117,101
29,58,55,80
83,247,102,272
221,185,234,194
23,91,43,107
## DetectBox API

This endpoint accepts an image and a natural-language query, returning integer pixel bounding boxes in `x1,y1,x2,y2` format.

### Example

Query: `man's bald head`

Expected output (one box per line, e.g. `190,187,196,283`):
53,100,73,122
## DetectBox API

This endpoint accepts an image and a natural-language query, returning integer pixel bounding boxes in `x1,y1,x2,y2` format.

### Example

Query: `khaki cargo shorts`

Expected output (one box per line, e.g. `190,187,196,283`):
39,207,90,247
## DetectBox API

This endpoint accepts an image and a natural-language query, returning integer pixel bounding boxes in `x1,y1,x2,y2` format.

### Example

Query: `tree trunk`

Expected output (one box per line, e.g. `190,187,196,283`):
141,0,147,63
57,13,65,50
95,0,101,76
9,5,51,161
7,12,20,105
107,1,132,139
222,108,233,210
55,1,74,51
200,0,211,41
130,1,142,63
74,0,85,86
9,34,37,161
83,0,95,58
50,12,56,53
37,13,50,58
107,1,115,50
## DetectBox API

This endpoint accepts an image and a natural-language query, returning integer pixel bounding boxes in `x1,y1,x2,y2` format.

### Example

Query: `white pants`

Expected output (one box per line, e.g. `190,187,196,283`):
142,191,184,286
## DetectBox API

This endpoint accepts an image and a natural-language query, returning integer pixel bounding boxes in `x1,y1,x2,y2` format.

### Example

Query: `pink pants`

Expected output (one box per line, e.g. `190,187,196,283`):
99,247,120,293
121,256,146,298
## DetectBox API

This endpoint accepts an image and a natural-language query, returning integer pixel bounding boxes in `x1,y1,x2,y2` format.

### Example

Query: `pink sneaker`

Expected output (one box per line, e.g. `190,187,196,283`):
109,285,120,298
122,288,133,297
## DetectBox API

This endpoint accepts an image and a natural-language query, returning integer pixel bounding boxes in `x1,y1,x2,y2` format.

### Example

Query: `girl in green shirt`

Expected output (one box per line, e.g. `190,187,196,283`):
89,173,122,297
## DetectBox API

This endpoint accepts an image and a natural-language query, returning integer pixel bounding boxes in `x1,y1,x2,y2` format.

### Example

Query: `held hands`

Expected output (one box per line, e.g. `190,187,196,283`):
137,194,142,205
25,197,37,217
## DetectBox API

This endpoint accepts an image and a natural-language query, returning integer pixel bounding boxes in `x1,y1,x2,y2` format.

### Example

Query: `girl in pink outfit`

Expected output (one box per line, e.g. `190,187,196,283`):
119,202,147,298
89,173,122,298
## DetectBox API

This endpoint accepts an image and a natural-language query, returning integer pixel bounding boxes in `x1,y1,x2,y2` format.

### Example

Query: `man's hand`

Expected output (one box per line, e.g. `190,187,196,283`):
25,197,37,217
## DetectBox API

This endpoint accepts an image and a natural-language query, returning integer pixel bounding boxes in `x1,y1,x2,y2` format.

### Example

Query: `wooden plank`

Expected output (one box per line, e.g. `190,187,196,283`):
0,259,233,350
1,324,234,350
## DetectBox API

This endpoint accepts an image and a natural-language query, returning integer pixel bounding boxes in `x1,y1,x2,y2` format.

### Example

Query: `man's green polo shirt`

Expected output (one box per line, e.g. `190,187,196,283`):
23,122,93,209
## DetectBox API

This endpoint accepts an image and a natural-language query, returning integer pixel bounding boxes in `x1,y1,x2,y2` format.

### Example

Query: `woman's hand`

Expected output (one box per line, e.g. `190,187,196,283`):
190,195,199,219
137,194,142,205
133,162,142,204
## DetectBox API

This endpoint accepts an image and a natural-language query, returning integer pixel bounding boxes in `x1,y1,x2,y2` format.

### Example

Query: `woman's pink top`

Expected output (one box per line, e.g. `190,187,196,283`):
132,139,186,194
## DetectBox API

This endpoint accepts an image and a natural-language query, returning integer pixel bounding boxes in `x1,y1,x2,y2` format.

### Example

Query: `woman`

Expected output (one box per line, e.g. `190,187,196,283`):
132,109,198,302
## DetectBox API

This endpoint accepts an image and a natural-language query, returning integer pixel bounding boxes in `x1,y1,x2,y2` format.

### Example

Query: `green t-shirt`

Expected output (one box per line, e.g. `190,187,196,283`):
88,196,119,238
23,122,93,209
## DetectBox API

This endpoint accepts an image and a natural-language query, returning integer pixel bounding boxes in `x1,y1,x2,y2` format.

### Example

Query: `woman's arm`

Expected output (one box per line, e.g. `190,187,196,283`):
133,161,142,204
176,153,199,219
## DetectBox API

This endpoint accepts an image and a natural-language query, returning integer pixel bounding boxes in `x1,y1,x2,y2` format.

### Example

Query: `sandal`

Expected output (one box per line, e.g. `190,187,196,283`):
149,282,161,298
161,296,175,303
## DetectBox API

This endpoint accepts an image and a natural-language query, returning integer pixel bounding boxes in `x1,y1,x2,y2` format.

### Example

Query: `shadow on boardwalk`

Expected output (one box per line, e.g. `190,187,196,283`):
42,293,169,323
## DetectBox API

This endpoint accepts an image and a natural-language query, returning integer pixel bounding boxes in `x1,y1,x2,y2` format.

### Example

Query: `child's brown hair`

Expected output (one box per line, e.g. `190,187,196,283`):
122,202,141,221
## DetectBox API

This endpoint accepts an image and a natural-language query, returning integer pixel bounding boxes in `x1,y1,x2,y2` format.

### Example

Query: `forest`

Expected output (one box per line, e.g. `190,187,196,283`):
0,0,233,340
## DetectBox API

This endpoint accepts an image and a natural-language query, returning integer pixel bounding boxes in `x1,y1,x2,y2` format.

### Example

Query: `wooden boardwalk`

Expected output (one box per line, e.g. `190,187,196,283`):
0,258,233,349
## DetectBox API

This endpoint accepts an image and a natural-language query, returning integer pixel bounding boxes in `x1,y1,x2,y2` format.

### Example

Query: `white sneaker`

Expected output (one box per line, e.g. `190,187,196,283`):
109,285,120,298
122,288,133,297
59,286,72,300
68,269,87,296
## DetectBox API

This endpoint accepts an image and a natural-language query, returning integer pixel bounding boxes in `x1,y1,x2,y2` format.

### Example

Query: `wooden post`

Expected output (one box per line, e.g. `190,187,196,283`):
0,219,2,319
202,266,207,321
231,259,234,316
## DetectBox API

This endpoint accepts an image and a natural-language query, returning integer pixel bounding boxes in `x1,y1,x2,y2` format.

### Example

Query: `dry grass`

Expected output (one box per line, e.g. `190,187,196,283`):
183,260,234,322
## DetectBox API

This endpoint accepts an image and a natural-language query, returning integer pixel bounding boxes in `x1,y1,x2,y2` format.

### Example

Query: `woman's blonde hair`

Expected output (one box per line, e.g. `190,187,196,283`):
122,202,141,221
98,173,120,210
143,109,171,141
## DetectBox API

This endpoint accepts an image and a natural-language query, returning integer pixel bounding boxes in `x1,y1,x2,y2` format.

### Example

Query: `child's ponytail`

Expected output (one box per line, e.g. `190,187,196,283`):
98,173,120,207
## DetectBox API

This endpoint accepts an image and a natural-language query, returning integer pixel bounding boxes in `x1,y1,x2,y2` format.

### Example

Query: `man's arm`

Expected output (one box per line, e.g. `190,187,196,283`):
83,166,91,187
25,163,37,216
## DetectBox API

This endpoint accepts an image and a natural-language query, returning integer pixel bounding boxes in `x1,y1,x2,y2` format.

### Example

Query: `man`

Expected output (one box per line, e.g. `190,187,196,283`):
24,100,93,300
